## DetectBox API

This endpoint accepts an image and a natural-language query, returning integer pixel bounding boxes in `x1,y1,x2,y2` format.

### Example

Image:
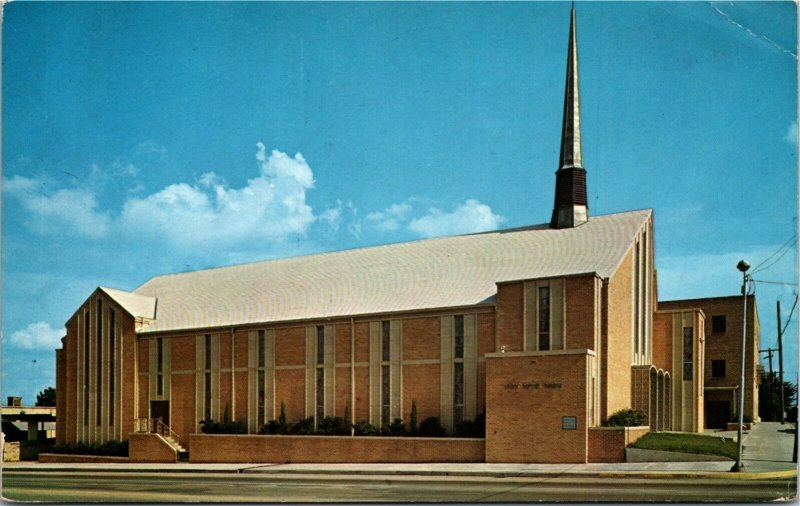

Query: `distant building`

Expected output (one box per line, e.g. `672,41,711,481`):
658,296,760,428
55,8,710,463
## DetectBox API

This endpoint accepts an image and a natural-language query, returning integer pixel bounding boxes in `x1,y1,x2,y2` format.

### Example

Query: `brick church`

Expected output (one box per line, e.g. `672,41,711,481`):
54,8,758,464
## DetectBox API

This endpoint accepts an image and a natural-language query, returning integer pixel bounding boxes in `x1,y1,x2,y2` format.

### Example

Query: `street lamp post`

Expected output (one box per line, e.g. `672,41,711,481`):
732,259,750,472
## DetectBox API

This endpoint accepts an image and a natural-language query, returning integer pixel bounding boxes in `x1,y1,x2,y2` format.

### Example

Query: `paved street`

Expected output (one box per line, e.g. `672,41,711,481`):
2,470,796,502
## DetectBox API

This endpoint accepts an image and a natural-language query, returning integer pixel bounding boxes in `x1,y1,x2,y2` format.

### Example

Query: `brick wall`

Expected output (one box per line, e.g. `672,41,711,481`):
565,275,597,351
651,312,672,372
129,433,178,463
496,283,524,352
56,348,66,445
403,363,441,420
189,434,484,463
588,426,649,463
604,247,634,419
485,351,590,463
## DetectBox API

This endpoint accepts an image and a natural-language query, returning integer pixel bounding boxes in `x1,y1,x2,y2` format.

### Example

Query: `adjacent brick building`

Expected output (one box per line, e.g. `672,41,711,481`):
55,8,717,463
658,296,760,429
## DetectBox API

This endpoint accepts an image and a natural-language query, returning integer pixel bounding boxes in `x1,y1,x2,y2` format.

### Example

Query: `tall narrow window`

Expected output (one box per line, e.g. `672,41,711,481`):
204,334,211,421
258,330,266,368
204,372,212,421
315,326,325,422
634,241,640,355
381,321,390,362
316,368,324,421
108,309,115,425
683,327,693,381
258,330,266,427
83,309,90,425
96,299,103,425
454,315,464,359
156,338,163,396
316,326,325,365
538,287,550,351
454,362,465,425
258,369,266,428
381,321,391,426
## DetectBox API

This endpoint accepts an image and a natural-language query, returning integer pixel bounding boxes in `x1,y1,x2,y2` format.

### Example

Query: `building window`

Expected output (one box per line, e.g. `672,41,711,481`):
316,326,325,365
711,360,726,378
316,368,324,421
683,327,693,381
258,369,266,428
712,315,726,334
96,299,103,425
454,362,464,425
634,240,640,355
258,330,266,368
83,309,90,425
108,308,115,425
204,334,211,421
381,320,391,426
156,338,164,396
381,320,390,362
454,315,464,359
538,286,550,351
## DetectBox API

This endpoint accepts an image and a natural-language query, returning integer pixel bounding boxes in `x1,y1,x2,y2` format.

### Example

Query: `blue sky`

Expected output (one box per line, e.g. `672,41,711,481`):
3,1,797,407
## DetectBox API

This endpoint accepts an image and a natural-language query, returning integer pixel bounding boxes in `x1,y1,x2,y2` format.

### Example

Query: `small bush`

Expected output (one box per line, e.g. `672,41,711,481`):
289,417,315,435
418,416,446,437
353,421,380,436
455,413,486,438
384,418,406,436
49,440,128,457
259,420,282,435
200,419,247,434
316,416,351,435
603,409,647,427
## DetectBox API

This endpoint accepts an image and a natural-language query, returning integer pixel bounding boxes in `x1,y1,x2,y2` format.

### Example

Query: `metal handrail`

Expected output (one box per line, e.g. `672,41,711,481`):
134,418,181,447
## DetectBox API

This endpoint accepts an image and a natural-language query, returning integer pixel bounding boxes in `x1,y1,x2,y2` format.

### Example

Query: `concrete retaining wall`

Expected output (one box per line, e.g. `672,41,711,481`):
625,447,733,462
189,434,485,463
38,453,130,463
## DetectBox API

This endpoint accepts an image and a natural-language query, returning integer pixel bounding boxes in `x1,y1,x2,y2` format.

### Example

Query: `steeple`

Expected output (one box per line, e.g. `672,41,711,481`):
550,7,589,229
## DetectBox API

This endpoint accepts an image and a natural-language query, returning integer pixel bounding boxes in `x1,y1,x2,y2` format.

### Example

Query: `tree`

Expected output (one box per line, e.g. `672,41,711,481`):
758,372,797,422
36,387,56,407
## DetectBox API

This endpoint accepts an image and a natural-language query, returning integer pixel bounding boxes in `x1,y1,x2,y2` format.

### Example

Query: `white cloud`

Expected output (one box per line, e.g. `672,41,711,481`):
408,199,505,238
366,203,412,232
120,145,316,248
784,121,798,145
8,322,64,350
4,175,111,238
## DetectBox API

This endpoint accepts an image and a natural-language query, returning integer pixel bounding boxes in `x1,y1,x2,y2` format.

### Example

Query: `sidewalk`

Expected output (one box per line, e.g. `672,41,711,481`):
3,423,796,480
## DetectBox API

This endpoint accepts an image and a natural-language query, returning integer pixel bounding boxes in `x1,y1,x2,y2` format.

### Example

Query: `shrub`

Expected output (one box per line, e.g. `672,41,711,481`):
49,440,128,457
409,401,419,436
353,421,380,436
603,409,647,427
259,420,282,435
384,418,406,436
200,419,247,434
455,413,485,438
278,402,288,433
289,417,315,435
316,416,351,435
418,416,446,437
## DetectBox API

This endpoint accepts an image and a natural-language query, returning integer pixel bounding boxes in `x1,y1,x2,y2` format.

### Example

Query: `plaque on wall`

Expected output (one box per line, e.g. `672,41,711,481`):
562,416,577,430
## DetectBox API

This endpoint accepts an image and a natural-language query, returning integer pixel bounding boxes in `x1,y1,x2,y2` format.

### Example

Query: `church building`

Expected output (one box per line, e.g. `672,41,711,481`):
54,8,712,464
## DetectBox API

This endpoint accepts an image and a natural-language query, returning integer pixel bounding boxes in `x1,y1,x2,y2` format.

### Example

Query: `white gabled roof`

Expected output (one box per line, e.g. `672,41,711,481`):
99,287,157,320
132,209,651,334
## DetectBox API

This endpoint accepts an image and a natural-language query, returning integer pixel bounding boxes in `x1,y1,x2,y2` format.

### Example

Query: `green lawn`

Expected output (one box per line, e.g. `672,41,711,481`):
628,432,739,460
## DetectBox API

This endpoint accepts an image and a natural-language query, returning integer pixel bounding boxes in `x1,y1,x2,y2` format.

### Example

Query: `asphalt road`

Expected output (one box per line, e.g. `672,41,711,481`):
2,470,797,502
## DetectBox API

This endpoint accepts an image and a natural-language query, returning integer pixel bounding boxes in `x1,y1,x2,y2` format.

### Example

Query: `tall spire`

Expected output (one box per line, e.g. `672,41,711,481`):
551,7,589,229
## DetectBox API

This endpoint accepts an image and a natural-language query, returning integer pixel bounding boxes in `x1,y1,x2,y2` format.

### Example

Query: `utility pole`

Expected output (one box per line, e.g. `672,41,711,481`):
777,301,786,424
759,348,776,420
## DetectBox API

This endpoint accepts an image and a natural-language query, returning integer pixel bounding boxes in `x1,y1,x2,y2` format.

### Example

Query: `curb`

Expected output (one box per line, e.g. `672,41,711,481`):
3,465,796,481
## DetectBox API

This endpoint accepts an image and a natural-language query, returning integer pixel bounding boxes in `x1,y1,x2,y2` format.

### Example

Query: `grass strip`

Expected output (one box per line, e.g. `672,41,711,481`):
629,432,738,460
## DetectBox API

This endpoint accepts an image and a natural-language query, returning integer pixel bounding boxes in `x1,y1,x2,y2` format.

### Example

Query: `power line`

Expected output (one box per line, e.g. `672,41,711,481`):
781,295,798,336
751,279,798,287
751,234,797,274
